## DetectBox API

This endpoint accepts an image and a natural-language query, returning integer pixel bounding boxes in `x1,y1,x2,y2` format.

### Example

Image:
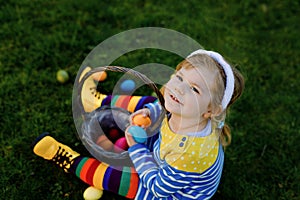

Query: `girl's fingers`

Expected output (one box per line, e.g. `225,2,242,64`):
125,126,137,147
129,108,150,125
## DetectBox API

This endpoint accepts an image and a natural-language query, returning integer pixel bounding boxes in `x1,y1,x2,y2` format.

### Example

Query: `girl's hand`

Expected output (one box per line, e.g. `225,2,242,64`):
129,108,151,128
125,126,137,147
126,108,151,147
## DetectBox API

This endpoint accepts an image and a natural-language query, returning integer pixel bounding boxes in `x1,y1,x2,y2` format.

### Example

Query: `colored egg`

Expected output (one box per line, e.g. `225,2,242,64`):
127,126,147,143
91,71,107,82
56,69,69,84
133,114,151,127
151,91,157,98
108,128,121,141
114,137,129,153
96,135,114,151
83,186,103,200
120,79,135,92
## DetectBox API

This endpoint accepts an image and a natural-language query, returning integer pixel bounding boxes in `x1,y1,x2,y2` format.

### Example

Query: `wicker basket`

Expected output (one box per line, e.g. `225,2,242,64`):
73,66,165,166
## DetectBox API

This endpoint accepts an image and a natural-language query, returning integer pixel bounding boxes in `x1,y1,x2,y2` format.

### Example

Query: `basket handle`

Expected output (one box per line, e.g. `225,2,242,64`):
77,66,165,111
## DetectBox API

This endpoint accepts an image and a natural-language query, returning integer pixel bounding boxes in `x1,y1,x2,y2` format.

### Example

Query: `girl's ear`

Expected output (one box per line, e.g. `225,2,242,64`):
203,112,212,119
203,105,223,119
211,105,223,117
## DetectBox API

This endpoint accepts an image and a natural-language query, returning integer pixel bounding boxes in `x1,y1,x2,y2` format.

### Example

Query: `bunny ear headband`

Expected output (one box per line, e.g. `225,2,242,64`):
187,49,235,111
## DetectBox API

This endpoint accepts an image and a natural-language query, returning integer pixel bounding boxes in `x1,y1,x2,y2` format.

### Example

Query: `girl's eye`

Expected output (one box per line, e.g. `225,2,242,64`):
191,86,200,94
176,75,183,81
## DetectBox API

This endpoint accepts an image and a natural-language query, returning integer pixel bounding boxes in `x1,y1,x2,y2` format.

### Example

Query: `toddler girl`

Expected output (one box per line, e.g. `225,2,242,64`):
33,49,244,199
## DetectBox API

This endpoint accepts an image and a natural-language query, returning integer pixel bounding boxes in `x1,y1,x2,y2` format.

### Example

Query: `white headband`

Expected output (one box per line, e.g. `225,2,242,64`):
187,49,234,110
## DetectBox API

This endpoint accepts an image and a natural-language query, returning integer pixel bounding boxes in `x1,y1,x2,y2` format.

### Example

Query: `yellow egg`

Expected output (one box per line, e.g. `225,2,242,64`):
56,69,69,84
83,186,103,200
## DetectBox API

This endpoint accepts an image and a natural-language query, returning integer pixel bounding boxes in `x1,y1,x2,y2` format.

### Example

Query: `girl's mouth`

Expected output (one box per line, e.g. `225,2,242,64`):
170,94,182,104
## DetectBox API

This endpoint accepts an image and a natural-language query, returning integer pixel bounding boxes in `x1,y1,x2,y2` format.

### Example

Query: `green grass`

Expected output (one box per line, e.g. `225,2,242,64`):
1,0,299,199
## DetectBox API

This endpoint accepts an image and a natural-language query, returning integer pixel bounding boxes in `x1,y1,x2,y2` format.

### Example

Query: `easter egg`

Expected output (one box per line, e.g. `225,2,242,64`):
120,79,135,93
114,137,129,153
151,91,157,98
133,114,151,127
56,69,69,84
83,186,103,200
108,128,121,141
127,126,147,143
92,71,107,82
96,135,114,151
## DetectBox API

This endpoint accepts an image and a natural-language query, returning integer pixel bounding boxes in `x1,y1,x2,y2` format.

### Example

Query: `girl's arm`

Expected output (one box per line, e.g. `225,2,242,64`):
128,144,193,198
143,101,163,124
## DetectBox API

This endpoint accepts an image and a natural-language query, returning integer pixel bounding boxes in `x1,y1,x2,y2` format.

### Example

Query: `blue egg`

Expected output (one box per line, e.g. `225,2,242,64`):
128,126,147,143
120,79,135,92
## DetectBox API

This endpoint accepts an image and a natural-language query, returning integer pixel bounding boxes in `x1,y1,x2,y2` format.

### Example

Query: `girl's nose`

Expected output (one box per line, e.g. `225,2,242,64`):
175,83,185,95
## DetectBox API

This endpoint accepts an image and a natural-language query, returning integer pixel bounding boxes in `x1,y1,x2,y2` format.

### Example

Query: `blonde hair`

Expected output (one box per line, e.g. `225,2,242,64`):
162,54,244,147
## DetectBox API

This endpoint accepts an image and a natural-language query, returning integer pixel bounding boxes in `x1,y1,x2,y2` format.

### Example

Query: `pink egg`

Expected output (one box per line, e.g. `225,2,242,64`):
114,137,129,153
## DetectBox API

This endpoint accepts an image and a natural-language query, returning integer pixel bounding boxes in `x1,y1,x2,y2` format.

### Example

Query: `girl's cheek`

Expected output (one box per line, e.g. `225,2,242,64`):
164,81,173,91
167,77,177,86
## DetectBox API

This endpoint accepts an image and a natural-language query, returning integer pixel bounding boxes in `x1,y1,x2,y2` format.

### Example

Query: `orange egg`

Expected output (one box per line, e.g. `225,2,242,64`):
132,114,151,127
92,71,107,82
96,135,114,151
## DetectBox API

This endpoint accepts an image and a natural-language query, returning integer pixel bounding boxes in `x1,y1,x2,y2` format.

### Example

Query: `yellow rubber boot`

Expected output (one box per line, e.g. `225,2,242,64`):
32,133,80,172
79,66,107,113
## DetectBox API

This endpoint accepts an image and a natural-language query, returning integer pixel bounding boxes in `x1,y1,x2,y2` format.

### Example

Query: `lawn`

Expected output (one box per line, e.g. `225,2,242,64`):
1,0,299,199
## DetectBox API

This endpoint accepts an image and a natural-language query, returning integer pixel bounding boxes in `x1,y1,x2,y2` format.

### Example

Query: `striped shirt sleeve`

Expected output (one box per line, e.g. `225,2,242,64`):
144,102,162,125
128,144,193,198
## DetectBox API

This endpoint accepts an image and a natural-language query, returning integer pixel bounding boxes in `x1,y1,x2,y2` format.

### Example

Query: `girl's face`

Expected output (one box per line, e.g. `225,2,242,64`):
164,66,215,120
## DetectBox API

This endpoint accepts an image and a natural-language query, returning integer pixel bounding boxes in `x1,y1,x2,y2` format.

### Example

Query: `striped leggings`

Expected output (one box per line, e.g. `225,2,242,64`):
69,156,138,199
